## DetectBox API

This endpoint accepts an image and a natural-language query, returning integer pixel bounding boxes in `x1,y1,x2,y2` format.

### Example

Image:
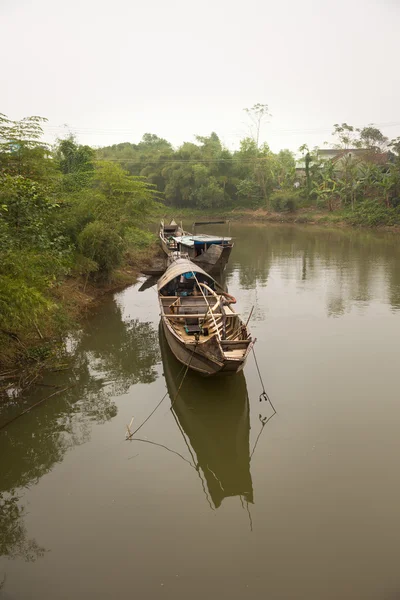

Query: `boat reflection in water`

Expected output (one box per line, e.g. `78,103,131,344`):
159,324,253,509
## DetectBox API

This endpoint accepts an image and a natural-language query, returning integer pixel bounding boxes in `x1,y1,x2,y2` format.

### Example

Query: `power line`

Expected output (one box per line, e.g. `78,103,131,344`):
42,121,400,137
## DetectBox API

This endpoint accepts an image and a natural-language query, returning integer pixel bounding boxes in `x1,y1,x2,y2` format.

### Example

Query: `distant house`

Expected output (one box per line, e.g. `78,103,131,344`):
318,148,366,162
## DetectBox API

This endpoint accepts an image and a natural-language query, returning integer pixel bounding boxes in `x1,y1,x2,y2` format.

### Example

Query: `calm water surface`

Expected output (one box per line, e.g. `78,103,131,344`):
1,224,400,600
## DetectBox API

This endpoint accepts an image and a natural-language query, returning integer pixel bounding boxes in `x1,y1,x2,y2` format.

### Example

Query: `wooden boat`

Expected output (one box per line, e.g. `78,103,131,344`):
175,234,233,273
158,257,254,376
159,324,253,508
159,220,233,273
159,219,184,254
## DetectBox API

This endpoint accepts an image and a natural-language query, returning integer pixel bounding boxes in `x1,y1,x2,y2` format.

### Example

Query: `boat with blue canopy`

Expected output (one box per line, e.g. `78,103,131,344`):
159,220,233,273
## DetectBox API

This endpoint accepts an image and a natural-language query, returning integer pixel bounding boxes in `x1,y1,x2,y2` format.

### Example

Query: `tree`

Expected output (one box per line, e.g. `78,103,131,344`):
313,161,337,211
233,138,275,207
55,136,95,190
0,114,56,182
299,144,313,199
0,174,59,245
91,161,158,231
275,150,296,188
375,164,399,208
161,134,235,209
244,103,271,148
336,154,360,209
332,123,361,149
389,137,400,161
359,125,388,152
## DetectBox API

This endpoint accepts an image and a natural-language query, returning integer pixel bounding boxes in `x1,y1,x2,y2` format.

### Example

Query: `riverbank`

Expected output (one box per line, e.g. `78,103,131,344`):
159,204,400,232
0,243,161,400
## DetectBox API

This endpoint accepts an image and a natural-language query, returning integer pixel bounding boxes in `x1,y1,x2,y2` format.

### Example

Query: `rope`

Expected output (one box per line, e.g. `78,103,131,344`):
250,345,277,460
252,346,276,412
128,437,196,469
250,412,276,459
127,343,215,511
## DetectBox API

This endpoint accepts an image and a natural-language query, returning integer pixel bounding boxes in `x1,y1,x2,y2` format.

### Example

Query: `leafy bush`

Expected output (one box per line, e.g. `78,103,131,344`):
236,179,264,208
69,253,99,277
124,227,155,249
78,222,124,277
346,200,400,227
270,191,300,213
0,275,51,331
0,248,71,335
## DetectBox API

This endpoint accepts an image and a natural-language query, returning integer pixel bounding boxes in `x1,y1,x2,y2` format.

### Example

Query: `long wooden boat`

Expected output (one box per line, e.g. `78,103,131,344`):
158,257,254,376
159,219,184,255
159,324,253,508
159,220,233,273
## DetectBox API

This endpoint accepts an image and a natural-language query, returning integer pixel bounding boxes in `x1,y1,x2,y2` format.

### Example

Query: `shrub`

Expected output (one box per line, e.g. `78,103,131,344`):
270,191,300,213
78,222,123,277
124,227,155,249
346,200,400,227
0,275,51,331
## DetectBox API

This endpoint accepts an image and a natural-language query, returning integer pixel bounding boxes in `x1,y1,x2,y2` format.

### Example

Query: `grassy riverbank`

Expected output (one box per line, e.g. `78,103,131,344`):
159,203,400,231
0,241,161,398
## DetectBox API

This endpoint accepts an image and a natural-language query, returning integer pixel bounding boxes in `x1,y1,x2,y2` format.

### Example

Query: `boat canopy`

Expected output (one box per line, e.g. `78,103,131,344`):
157,258,216,292
173,235,232,248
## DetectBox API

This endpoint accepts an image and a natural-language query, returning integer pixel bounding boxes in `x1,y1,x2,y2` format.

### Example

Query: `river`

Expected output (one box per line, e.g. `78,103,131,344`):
1,223,400,599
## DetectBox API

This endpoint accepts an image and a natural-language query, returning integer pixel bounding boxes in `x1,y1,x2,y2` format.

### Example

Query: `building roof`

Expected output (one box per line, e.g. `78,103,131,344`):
318,148,366,155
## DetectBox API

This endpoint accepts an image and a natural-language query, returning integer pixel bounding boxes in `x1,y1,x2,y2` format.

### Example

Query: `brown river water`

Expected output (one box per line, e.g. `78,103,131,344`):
1,223,400,600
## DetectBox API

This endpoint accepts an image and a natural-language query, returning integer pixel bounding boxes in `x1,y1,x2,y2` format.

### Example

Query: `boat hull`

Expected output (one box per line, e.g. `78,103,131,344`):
161,318,248,376
192,244,232,273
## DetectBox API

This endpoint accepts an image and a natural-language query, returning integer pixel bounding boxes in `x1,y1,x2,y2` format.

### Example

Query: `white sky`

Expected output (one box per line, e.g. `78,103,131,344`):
1,0,399,153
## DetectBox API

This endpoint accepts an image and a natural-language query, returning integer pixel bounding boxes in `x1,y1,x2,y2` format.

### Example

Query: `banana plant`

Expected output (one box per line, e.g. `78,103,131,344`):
313,161,337,211
374,165,399,207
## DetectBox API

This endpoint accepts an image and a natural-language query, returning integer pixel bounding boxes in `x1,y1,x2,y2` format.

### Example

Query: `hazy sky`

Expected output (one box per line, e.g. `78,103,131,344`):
1,0,399,153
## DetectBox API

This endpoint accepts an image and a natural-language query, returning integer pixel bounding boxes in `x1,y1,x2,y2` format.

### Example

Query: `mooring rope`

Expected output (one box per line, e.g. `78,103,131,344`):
252,346,276,412
126,341,215,510
249,345,277,460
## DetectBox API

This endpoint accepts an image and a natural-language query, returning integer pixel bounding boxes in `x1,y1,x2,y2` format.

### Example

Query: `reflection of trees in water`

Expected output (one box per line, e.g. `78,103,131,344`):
79,302,160,393
228,224,400,315
0,492,46,562
0,296,160,562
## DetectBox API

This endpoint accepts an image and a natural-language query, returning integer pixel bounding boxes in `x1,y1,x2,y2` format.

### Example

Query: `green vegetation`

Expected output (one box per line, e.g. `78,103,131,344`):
2,106,400,375
97,112,400,226
0,113,158,371
97,105,297,210
98,133,298,210
297,124,400,223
